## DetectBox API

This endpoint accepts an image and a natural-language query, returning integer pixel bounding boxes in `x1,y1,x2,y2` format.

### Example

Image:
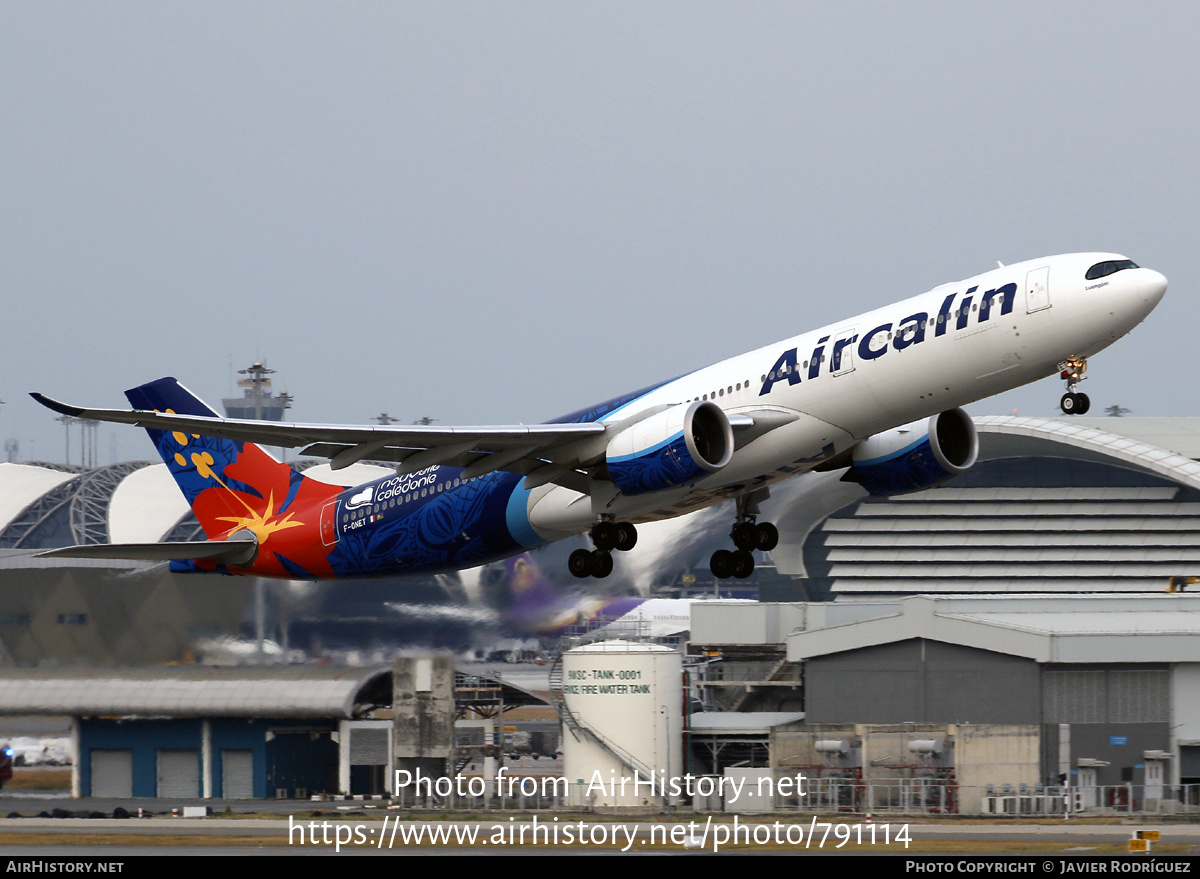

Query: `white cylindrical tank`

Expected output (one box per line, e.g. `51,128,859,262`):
814,739,850,755
908,739,943,756
560,640,682,808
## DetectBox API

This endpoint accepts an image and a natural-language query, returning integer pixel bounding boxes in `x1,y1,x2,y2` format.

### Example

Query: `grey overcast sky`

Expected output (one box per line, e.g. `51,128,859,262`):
2,2,1196,465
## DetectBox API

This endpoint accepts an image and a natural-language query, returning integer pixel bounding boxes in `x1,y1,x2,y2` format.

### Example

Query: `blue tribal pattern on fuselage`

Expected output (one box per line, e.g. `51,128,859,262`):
318,380,675,578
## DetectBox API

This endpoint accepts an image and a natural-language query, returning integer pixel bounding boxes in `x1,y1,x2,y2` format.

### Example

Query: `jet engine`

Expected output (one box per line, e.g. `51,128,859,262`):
606,401,734,495
845,408,978,496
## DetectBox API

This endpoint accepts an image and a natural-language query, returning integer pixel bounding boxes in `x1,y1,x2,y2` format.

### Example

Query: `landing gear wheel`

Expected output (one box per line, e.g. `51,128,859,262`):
755,522,779,552
591,550,613,579
590,520,619,551
568,548,593,579
731,522,758,551
710,549,734,580
614,522,638,552
1058,358,1089,415
732,550,755,579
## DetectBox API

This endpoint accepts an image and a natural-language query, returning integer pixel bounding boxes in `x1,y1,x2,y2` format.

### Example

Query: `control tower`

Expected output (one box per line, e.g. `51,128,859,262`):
222,361,293,421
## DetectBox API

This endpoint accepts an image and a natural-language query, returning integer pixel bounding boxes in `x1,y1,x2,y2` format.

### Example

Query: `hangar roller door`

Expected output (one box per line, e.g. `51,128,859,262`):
90,749,132,798
221,750,254,799
1180,745,1200,803
156,749,200,797
349,727,389,796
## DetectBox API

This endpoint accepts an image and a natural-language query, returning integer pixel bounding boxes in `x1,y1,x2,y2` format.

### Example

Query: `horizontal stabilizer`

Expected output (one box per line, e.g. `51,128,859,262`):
36,537,258,566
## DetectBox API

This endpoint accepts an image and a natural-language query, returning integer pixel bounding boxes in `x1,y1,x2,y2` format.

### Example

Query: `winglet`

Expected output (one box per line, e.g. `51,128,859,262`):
29,393,86,418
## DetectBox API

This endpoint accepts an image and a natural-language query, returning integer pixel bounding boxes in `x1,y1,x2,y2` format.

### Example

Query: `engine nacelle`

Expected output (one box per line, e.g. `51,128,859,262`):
847,408,978,496
606,401,734,495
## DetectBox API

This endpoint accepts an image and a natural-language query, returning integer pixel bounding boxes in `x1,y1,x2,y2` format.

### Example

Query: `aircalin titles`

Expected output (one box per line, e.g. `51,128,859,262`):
759,282,1017,396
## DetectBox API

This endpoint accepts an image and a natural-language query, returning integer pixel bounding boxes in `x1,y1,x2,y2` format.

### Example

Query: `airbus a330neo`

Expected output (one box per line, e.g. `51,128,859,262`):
34,253,1166,581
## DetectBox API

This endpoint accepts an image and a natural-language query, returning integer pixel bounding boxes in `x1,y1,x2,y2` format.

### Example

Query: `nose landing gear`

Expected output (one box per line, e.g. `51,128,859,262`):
1059,358,1091,415
568,518,639,579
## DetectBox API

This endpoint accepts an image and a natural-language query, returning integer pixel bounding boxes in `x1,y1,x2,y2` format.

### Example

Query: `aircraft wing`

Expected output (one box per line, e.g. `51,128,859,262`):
32,391,799,494
31,391,608,490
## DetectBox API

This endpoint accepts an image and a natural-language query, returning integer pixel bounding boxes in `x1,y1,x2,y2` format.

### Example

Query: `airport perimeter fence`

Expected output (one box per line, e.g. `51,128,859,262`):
388,778,1200,817
784,778,1200,818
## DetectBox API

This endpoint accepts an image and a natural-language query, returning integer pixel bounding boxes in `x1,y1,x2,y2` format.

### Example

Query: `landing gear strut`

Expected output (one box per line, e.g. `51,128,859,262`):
1059,358,1091,415
710,492,778,580
569,518,638,579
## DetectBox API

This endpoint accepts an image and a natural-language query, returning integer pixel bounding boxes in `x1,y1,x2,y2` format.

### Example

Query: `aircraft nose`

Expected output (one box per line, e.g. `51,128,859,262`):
1137,269,1168,306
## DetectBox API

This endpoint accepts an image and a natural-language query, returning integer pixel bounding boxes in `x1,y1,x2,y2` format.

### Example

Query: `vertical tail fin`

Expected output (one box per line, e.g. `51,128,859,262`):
126,377,319,539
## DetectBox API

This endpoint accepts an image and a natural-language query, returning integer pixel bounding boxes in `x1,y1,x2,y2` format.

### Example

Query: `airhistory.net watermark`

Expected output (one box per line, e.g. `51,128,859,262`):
288,814,912,853
393,767,810,804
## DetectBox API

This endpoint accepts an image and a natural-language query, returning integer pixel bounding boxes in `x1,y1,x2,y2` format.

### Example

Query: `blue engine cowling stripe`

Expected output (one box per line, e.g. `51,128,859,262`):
854,434,930,468
504,477,543,549
607,429,686,464
852,438,954,496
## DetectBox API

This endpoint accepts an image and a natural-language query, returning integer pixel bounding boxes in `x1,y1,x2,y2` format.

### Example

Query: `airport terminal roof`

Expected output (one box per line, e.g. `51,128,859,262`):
770,416,1200,594
0,666,393,718
0,460,395,552
976,415,1200,492
784,594,1200,665
1043,416,1200,460
107,464,189,544
0,464,78,533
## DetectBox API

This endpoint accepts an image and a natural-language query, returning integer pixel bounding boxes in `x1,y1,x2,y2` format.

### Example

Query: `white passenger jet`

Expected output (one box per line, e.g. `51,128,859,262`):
33,253,1166,582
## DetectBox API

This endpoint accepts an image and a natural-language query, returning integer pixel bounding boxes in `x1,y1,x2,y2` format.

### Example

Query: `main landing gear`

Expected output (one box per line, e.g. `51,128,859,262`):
1059,358,1091,415
569,518,638,579
710,494,779,580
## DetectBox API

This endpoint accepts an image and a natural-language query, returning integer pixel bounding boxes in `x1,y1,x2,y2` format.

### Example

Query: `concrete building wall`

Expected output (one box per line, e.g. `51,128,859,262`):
770,722,1039,814
691,602,807,646
770,722,859,773
857,724,955,782
393,653,456,778
955,724,1040,813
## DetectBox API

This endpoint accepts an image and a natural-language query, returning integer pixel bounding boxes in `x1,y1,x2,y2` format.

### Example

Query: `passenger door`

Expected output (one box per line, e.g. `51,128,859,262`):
1025,266,1050,313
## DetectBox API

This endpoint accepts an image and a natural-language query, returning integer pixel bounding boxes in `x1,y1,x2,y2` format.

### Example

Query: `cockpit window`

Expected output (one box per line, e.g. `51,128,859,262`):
1085,259,1138,280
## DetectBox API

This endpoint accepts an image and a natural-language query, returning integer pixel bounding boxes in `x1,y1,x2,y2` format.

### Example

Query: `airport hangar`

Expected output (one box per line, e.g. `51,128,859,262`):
0,416,1198,799
0,663,540,798
681,415,1200,801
